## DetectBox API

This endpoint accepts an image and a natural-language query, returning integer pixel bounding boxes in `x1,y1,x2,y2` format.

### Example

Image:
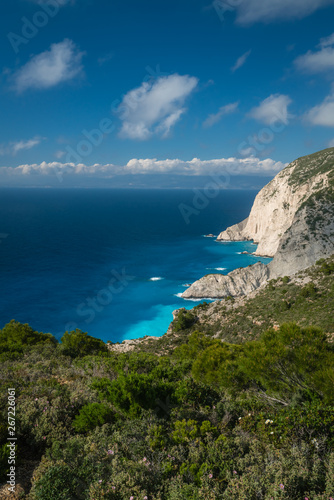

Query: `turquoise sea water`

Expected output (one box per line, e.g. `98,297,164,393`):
0,189,271,343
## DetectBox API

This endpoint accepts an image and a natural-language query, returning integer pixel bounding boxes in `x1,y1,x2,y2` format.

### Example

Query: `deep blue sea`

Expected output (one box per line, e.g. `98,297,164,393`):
0,189,271,343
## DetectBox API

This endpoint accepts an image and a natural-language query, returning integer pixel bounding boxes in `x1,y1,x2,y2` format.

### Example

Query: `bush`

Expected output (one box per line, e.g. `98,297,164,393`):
92,372,175,418
174,310,197,332
60,329,107,358
0,320,57,360
33,463,82,499
72,403,113,433
300,282,318,298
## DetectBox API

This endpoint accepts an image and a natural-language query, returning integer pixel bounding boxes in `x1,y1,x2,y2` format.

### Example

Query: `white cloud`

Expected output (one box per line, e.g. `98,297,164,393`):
248,94,292,125
231,50,252,73
295,32,334,73
0,137,43,156
306,93,334,126
117,74,198,140
235,0,334,25
0,156,286,179
203,102,239,128
12,39,84,93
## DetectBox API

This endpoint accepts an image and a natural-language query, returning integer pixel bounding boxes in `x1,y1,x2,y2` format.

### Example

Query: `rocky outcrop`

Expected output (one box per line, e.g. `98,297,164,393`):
182,262,269,299
107,336,160,353
182,148,334,299
269,194,334,278
217,149,333,257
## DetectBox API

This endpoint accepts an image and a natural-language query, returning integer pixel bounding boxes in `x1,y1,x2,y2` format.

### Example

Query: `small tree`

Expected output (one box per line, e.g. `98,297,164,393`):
60,329,107,358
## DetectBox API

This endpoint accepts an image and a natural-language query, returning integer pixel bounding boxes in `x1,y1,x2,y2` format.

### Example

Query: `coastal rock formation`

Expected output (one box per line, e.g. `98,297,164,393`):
217,151,332,257
269,194,334,278
182,262,269,299
182,148,334,299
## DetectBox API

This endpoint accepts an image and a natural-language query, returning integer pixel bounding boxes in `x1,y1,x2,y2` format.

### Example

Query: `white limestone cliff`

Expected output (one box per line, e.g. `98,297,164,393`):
181,148,334,300
217,163,329,257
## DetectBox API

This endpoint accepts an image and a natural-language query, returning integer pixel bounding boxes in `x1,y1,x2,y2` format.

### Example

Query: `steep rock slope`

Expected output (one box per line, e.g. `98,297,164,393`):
182,148,334,299
217,148,333,257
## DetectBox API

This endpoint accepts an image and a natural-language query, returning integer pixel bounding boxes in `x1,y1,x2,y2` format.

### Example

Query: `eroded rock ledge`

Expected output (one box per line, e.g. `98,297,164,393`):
182,262,269,299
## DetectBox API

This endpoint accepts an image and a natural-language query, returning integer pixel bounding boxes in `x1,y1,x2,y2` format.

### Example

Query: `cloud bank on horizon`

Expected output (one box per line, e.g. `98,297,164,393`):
0,156,286,186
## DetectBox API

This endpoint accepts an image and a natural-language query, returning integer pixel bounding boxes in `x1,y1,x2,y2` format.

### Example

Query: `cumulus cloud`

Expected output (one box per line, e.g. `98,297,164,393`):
203,102,239,128
117,74,198,140
231,50,252,73
306,93,334,126
0,137,43,156
294,32,334,73
12,39,84,92
248,94,292,125
0,157,286,182
234,0,334,25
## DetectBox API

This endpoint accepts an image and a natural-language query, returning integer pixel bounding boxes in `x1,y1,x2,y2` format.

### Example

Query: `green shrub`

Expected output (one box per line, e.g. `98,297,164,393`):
33,463,81,499
60,329,107,358
174,310,197,332
72,403,113,433
0,320,57,360
300,282,318,298
92,372,175,418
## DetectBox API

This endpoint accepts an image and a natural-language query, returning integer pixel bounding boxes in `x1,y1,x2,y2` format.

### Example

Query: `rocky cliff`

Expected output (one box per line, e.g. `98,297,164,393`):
182,262,269,299
182,148,334,299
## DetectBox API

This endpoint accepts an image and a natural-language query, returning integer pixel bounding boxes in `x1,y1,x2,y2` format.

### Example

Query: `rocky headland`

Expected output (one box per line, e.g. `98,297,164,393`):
182,148,334,299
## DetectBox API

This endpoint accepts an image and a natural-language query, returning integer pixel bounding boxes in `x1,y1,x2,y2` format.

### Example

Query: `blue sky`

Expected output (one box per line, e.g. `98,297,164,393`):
1,0,334,188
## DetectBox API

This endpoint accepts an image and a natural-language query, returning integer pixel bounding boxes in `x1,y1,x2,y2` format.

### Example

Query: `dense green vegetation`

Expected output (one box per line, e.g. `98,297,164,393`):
287,147,334,188
0,258,334,499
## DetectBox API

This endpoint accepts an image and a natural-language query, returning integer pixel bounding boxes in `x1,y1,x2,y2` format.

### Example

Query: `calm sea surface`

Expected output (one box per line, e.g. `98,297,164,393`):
0,189,271,342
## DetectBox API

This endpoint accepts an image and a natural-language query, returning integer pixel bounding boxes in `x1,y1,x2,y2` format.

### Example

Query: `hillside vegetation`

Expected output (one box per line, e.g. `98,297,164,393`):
0,256,334,499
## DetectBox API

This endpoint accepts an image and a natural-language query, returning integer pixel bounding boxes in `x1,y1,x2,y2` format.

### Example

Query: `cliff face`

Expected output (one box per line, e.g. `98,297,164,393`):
269,193,334,278
182,148,334,300
217,151,332,257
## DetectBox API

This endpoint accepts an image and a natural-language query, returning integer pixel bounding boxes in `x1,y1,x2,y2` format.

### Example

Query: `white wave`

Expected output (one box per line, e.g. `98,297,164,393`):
174,293,215,302
149,277,164,281
206,267,227,271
